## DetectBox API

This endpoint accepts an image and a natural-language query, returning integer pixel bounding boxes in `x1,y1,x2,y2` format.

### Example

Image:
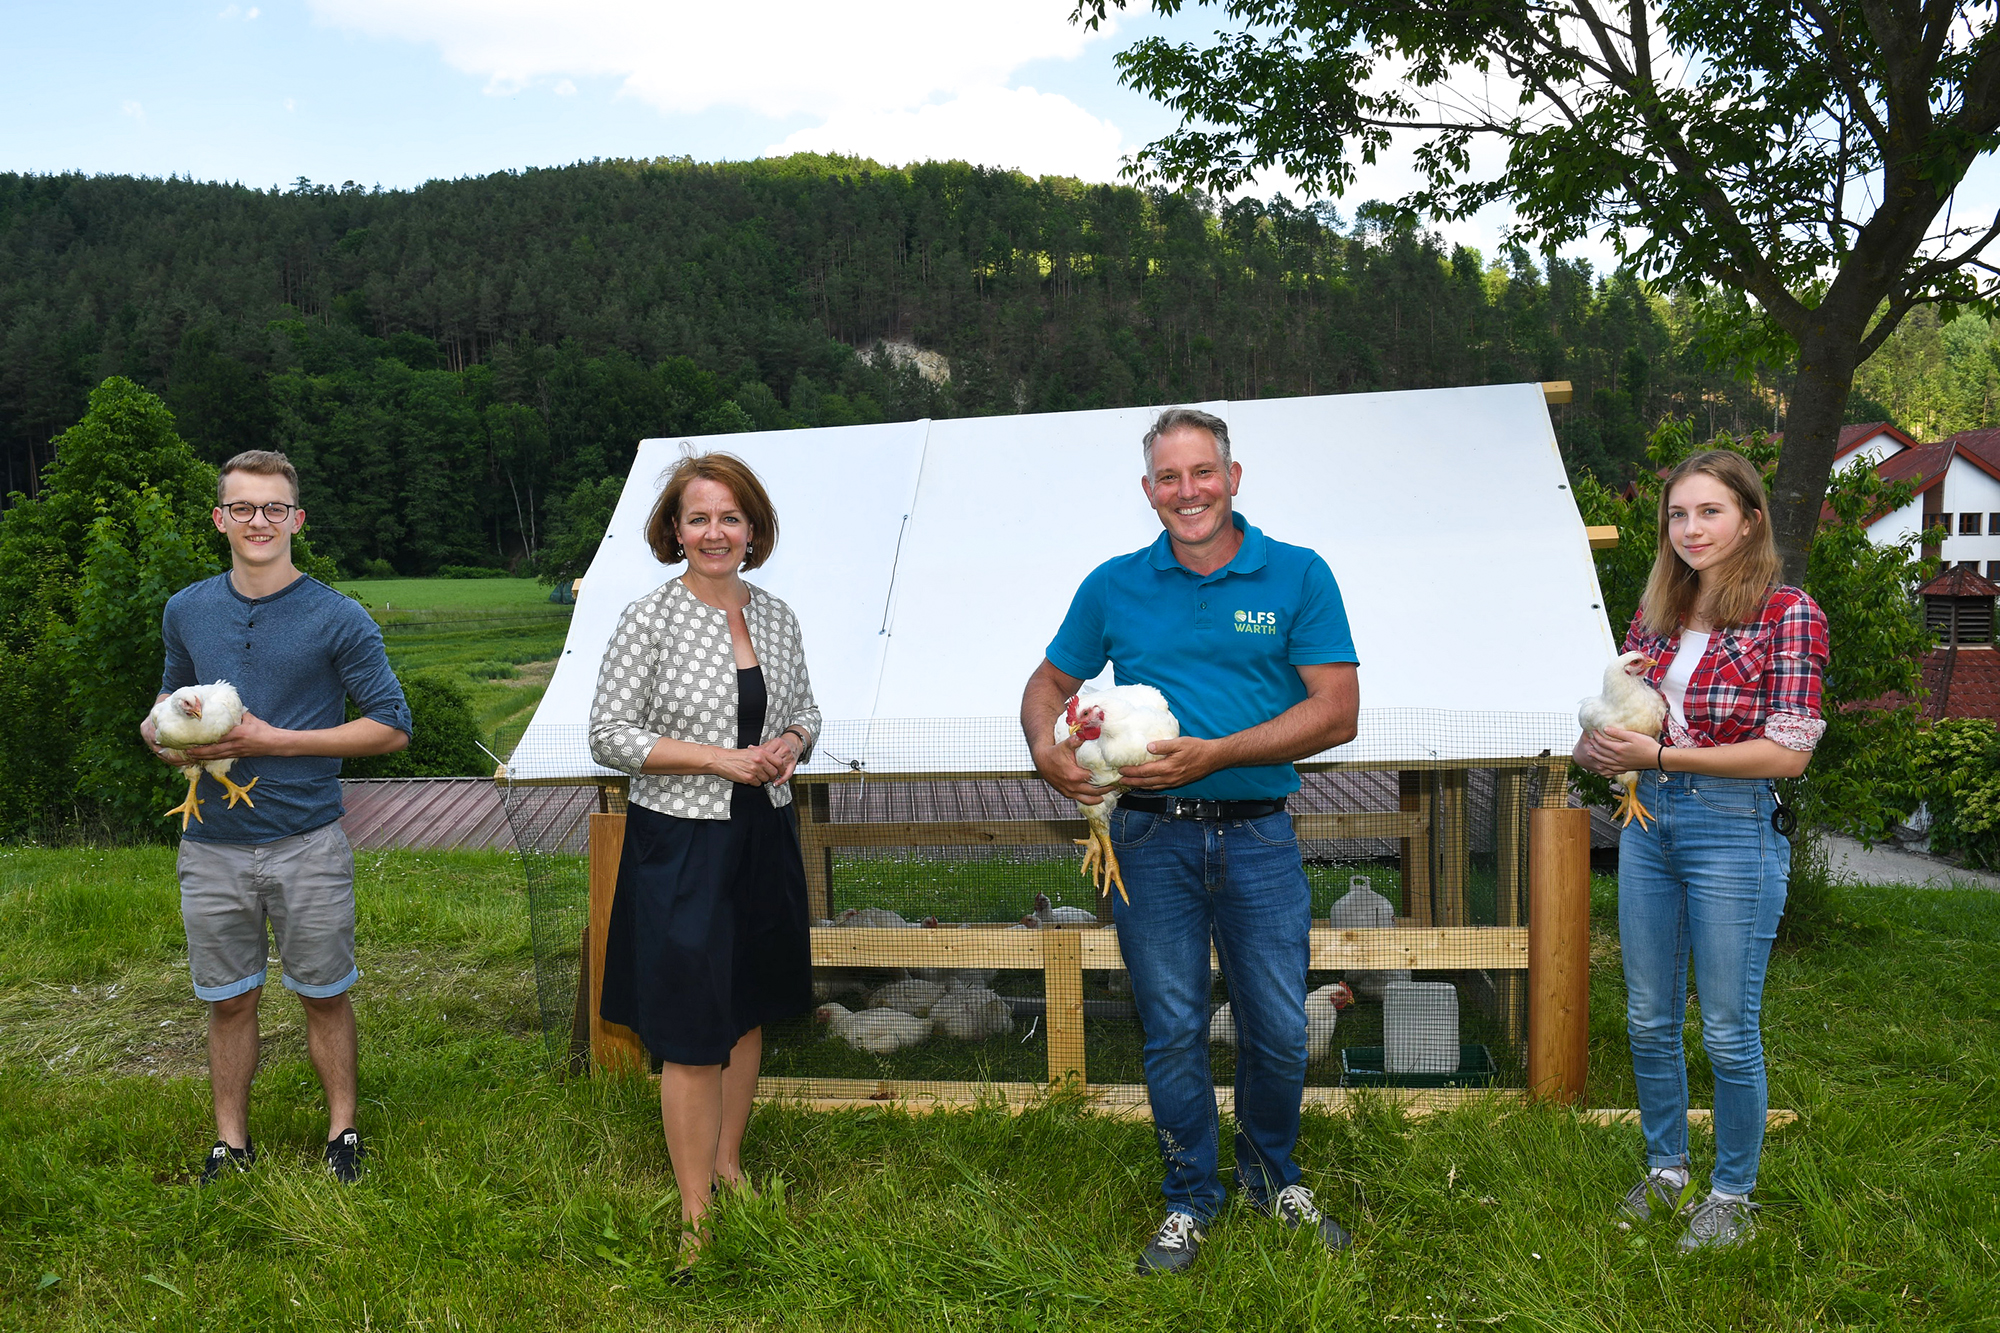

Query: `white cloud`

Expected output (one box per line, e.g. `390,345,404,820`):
769,85,1128,181
306,1,1114,119
552,78,576,96
218,4,259,17
121,100,145,125
285,97,297,112
247,5,261,16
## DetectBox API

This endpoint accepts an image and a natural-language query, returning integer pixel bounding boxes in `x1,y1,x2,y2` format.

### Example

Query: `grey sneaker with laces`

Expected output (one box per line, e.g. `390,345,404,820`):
1677,1194,1759,1252
1617,1168,1696,1229
1259,1183,1354,1253
1137,1210,1205,1275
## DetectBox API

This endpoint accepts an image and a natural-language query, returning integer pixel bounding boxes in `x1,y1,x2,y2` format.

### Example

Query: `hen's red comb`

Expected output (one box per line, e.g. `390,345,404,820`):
1065,696,1078,726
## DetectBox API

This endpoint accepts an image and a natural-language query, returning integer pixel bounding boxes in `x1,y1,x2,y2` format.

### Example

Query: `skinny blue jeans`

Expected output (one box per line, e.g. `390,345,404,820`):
1110,805,1312,1223
1617,770,1789,1196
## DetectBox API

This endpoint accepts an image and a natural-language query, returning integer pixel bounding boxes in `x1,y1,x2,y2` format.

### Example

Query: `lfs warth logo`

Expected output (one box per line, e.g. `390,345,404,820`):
1234,609,1278,635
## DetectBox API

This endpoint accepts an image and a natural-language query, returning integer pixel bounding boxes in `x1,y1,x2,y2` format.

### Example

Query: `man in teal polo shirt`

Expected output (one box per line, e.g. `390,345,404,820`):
1021,407,1360,1274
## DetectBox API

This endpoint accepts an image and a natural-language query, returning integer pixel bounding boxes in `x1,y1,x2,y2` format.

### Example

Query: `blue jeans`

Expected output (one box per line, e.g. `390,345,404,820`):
1110,805,1312,1223
1617,770,1789,1196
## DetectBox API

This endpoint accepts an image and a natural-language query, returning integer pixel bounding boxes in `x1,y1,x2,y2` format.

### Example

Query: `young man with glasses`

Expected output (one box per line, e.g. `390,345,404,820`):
139,450,412,1184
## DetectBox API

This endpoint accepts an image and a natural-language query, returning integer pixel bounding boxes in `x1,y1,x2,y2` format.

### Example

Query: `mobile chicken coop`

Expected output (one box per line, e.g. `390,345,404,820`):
501,382,1613,1115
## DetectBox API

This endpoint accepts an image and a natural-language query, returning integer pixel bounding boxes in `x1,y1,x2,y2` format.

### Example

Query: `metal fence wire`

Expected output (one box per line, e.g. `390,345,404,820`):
505,714,1573,1100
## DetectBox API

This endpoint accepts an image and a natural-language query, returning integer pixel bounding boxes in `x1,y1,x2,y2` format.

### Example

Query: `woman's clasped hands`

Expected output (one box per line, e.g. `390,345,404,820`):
707,733,803,787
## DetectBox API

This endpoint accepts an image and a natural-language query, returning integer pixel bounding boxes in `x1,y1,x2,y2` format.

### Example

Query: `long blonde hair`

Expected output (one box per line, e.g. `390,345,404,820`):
1640,449,1781,635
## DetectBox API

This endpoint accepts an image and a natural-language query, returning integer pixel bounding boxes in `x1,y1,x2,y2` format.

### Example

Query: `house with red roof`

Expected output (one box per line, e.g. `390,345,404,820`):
1839,425,2000,576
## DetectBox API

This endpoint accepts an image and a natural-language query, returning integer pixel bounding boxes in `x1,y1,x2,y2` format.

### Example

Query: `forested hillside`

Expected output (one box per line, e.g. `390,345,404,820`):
1,155,1782,577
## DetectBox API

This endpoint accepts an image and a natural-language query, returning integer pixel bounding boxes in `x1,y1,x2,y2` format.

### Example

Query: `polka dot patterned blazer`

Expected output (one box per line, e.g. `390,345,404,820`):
588,579,821,818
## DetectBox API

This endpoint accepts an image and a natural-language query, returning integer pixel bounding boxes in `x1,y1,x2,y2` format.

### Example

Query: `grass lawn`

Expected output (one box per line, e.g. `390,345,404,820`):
334,579,571,760
2,846,1996,1331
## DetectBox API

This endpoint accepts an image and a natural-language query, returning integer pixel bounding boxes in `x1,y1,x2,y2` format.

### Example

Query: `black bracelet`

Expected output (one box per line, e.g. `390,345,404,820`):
1657,743,1668,773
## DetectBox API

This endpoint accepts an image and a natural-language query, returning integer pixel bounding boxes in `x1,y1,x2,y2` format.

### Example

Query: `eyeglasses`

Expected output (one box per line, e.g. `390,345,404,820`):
221,502,299,524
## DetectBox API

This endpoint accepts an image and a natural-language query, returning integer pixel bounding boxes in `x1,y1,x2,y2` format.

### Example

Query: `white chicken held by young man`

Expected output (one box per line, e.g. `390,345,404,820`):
1579,652,1668,828
1054,685,1180,902
148,681,258,829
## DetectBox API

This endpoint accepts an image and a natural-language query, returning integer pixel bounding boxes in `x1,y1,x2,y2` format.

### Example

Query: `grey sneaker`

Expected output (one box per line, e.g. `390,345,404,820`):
1259,1183,1353,1253
1617,1168,1696,1229
1678,1194,1759,1252
1137,1211,1205,1275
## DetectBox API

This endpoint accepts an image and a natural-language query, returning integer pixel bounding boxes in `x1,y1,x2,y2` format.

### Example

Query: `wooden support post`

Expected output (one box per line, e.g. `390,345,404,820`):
795,779,834,921
1398,770,1433,926
587,812,648,1074
1435,768,1470,926
1528,807,1591,1103
1494,768,1527,928
1042,929,1086,1090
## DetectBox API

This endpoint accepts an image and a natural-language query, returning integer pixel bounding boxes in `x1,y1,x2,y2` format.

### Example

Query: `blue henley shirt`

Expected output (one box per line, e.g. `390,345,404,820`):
1045,513,1359,801
161,572,412,844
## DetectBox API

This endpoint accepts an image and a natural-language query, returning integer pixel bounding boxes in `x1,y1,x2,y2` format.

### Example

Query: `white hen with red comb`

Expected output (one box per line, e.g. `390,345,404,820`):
1053,684,1180,903
148,681,257,830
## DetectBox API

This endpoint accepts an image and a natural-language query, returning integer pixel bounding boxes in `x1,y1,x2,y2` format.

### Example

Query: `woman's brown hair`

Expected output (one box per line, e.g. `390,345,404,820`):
645,451,779,570
1640,448,1782,635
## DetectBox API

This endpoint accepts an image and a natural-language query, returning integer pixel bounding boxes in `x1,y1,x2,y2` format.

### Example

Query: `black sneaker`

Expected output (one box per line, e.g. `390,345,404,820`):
1259,1183,1353,1253
1137,1210,1205,1275
198,1139,256,1184
325,1128,367,1184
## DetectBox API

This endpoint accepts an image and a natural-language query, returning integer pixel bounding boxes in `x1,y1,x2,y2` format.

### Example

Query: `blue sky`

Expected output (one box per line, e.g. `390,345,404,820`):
2,0,1551,259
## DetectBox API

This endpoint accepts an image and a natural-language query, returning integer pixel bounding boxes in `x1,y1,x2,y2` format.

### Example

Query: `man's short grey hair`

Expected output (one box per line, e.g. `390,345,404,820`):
1143,407,1232,473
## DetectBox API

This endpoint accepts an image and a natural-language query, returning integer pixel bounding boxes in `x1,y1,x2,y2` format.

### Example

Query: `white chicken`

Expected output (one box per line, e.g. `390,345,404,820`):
147,682,258,830
816,1002,931,1055
1304,982,1356,1062
1053,685,1181,902
1031,893,1099,926
864,979,948,1017
930,986,1014,1041
1578,651,1668,828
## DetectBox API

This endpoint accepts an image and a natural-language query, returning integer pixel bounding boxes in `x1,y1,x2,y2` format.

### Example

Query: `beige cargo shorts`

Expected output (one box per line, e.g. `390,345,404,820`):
176,822,360,1002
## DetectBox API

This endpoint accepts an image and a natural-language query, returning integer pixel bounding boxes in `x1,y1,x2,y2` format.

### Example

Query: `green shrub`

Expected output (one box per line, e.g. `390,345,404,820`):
358,558,397,580
462,660,521,680
344,669,489,779
1905,719,2000,868
436,564,513,579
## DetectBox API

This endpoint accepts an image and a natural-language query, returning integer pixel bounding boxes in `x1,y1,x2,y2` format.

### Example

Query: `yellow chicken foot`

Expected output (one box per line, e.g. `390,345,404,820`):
162,771,204,830
1073,827,1129,904
215,771,259,809
1615,779,1655,830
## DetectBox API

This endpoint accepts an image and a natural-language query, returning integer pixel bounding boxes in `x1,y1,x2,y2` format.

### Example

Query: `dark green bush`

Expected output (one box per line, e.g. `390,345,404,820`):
1904,719,2000,868
344,670,488,779
435,564,513,579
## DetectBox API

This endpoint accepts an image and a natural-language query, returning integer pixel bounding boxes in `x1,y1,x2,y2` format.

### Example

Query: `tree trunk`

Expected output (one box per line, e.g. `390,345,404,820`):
1769,335,1859,586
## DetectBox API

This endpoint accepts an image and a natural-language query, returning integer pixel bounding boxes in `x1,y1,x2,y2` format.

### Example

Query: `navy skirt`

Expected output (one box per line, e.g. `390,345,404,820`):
598,781,814,1066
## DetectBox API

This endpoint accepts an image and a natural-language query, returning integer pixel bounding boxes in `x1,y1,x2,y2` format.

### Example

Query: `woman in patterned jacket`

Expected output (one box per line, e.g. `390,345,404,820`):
588,451,820,1267
1573,449,1828,1253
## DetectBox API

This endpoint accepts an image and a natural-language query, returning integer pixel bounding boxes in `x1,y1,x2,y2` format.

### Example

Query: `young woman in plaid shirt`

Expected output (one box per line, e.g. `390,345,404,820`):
1574,450,1829,1252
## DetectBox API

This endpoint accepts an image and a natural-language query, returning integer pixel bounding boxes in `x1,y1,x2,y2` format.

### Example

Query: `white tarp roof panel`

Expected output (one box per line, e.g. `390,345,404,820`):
504,384,1609,780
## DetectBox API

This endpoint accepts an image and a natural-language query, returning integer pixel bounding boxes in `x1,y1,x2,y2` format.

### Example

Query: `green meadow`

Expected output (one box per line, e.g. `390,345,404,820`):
2,844,1996,1330
336,578,571,761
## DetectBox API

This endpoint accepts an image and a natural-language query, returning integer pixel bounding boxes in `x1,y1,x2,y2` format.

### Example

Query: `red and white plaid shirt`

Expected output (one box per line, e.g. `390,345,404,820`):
1621,586,1829,752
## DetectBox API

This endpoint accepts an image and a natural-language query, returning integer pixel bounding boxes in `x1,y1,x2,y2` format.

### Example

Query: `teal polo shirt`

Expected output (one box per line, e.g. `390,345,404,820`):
1045,512,1359,801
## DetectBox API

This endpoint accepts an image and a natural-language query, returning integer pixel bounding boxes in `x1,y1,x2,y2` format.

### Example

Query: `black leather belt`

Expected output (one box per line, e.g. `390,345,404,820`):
1120,794,1288,821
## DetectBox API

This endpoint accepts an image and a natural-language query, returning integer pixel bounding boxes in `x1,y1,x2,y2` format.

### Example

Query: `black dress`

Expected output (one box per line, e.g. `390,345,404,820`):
598,666,813,1066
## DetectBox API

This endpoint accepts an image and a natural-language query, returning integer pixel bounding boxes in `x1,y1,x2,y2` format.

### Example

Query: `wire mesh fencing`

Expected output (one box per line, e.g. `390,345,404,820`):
505,713,1572,1104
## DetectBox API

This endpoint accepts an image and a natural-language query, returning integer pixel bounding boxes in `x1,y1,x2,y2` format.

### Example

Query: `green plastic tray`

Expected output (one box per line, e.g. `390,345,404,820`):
1339,1044,1497,1088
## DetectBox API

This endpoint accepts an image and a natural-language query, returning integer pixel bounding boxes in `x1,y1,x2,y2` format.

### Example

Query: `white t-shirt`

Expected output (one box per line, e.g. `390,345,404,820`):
1661,630,1711,728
